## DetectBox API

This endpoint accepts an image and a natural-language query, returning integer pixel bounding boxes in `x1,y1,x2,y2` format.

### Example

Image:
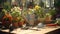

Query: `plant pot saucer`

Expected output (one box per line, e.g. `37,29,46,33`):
46,24,58,26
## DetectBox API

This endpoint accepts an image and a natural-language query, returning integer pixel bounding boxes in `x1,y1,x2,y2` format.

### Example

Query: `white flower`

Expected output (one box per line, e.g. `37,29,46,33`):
11,6,21,12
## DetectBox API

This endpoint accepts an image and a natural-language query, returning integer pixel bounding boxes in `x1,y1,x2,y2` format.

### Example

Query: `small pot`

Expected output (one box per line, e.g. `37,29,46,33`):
45,15,52,24
2,21,11,28
12,22,19,28
18,21,24,27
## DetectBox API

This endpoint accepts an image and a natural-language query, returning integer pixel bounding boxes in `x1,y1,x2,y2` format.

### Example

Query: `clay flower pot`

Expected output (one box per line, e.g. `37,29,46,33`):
2,12,12,28
18,22,24,27
45,13,52,24
18,19,25,27
12,22,19,28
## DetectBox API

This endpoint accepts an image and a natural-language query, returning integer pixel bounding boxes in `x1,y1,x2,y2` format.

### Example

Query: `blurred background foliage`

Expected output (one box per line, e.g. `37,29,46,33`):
0,0,11,11
3,1,11,11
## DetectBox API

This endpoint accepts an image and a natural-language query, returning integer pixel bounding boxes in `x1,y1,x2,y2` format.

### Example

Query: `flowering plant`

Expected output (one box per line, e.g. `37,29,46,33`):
34,5,45,18
11,6,22,23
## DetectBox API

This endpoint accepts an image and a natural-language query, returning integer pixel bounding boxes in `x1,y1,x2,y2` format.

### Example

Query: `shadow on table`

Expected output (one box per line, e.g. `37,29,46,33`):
0,31,15,34
45,28,60,34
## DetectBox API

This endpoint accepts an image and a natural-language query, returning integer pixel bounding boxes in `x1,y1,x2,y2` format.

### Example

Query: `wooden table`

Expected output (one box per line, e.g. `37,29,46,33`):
1,26,60,34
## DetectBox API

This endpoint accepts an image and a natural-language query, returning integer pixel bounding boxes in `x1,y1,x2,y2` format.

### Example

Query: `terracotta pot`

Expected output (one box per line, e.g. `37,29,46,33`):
12,22,19,28
45,16,52,24
2,18,12,28
38,18,45,22
2,21,11,28
2,12,12,27
18,21,24,27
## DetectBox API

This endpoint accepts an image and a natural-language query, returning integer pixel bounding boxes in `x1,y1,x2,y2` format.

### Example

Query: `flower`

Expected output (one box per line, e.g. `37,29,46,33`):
11,6,23,23
11,6,21,16
34,5,41,10
11,6,21,12
2,9,7,13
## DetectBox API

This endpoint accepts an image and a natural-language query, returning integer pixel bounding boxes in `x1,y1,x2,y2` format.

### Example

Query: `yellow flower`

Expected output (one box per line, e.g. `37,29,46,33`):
34,5,41,10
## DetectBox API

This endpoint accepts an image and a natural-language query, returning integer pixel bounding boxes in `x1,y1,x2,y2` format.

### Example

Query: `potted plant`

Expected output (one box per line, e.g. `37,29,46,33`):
45,13,52,24
12,17,19,28
2,9,12,28
0,7,4,22
34,5,45,23
3,1,11,11
45,9,56,24
18,16,25,27
11,6,22,28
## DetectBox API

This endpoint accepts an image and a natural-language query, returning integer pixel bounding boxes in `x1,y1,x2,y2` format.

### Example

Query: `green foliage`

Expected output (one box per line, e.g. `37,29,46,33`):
0,0,7,4
4,18,9,21
54,0,60,7
49,9,56,16
11,12,21,18
3,1,11,11
12,19,18,23
0,9,5,19
35,8,45,18
39,1,44,7
0,9,7,19
11,6,23,23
